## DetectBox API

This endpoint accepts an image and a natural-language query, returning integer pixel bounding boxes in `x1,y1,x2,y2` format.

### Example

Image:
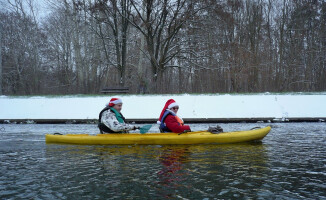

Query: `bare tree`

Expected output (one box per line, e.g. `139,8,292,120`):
1,0,46,95
1,0,326,95
0,22,2,95
42,4,75,94
90,0,132,87
128,0,197,93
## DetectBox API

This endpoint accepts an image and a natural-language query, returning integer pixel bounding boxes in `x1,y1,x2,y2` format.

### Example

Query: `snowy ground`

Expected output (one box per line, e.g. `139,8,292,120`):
0,93,326,122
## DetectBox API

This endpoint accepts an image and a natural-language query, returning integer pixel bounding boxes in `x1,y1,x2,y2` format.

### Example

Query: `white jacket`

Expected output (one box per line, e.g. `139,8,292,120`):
101,109,136,132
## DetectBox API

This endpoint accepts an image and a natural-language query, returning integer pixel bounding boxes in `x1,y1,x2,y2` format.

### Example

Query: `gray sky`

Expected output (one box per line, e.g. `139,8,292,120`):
0,0,50,21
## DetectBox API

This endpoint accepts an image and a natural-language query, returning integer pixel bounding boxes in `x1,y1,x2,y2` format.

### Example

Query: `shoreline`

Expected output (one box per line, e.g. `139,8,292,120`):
2,93,325,123
1,117,325,124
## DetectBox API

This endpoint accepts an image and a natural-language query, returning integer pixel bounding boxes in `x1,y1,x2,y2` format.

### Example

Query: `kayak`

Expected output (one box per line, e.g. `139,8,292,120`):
45,126,271,145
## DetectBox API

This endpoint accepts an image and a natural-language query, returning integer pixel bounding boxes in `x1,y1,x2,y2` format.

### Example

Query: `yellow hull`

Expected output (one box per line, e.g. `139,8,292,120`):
46,126,271,145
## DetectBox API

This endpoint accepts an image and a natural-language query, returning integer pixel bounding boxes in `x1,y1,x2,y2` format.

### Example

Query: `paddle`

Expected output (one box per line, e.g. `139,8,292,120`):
139,124,153,134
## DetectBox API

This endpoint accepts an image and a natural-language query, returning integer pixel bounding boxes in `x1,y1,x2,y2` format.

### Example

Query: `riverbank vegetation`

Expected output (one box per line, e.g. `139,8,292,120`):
0,0,325,95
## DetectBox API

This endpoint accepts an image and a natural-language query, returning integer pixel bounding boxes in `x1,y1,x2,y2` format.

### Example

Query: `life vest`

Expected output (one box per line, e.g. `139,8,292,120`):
159,110,184,133
98,106,126,133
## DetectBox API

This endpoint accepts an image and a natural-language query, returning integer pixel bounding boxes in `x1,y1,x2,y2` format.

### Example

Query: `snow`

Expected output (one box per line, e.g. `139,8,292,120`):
0,93,326,121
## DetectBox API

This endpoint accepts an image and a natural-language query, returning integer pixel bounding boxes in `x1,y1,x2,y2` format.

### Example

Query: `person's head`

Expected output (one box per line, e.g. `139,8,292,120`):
158,99,179,124
108,98,123,112
168,103,179,114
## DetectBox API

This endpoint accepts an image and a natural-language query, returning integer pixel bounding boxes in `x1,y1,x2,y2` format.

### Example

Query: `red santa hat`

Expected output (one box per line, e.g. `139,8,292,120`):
106,98,123,107
157,99,179,124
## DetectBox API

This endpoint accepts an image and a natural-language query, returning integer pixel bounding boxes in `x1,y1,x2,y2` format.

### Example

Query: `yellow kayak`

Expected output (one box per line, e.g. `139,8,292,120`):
45,126,271,145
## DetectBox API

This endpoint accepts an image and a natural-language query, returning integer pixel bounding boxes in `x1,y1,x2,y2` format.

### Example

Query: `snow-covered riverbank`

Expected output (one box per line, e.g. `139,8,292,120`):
1,93,326,123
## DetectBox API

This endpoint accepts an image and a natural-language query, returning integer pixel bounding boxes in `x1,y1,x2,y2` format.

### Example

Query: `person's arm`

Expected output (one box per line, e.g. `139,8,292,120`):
165,115,191,133
101,110,136,132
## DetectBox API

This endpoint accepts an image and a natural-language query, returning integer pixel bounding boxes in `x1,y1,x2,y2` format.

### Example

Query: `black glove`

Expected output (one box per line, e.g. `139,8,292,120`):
178,129,191,135
133,125,140,130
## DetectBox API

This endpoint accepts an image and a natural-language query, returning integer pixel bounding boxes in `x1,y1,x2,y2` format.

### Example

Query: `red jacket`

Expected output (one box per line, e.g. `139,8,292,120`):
164,114,191,133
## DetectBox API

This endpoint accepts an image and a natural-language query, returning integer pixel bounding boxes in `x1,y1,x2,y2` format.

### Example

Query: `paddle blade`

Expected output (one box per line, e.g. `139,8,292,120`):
140,124,152,134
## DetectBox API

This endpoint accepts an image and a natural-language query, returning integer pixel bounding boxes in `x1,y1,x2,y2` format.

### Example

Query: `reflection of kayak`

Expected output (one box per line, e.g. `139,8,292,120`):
45,126,271,145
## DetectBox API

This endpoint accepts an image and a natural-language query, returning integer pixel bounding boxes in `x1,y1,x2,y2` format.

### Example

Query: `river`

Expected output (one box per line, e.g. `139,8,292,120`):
0,123,325,199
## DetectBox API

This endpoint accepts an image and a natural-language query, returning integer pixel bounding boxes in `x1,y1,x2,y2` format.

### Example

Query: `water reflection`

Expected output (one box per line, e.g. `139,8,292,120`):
155,143,269,199
45,142,269,199
155,147,190,199
45,142,269,168
157,147,189,182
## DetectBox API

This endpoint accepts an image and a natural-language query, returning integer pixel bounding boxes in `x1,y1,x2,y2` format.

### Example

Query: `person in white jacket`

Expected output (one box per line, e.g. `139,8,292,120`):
98,98,139,133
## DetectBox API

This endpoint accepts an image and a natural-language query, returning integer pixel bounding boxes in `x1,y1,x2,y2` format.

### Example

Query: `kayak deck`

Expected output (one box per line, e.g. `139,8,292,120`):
45,126,271,145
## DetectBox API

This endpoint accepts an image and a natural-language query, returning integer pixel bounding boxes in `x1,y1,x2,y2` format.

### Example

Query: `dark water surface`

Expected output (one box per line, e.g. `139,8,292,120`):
0,123,325,199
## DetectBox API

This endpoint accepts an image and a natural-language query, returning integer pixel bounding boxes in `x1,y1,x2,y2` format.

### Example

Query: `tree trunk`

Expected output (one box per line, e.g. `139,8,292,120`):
72,1,84,93
0,23,2,95
137,0,146,84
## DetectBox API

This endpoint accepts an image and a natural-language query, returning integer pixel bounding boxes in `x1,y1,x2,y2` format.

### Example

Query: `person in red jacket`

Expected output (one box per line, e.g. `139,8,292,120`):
157,99,191,133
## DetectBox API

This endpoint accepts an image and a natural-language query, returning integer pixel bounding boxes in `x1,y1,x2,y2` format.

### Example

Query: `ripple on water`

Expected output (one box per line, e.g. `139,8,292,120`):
0,123,325,199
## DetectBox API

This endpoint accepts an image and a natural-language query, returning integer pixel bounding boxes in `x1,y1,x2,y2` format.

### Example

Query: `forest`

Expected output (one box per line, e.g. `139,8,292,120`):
0,0,325,95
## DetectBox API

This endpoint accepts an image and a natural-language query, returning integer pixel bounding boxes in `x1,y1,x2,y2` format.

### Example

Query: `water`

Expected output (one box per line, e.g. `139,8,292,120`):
0,123,325,199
